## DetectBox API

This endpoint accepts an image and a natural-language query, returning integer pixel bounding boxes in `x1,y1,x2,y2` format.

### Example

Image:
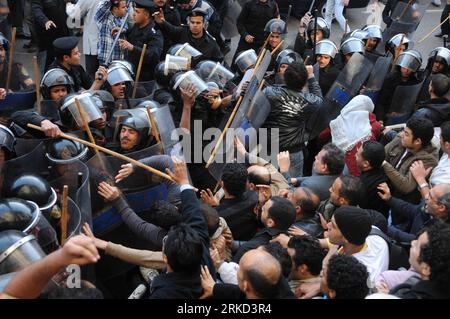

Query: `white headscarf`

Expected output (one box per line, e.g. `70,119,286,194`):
330,95,374,152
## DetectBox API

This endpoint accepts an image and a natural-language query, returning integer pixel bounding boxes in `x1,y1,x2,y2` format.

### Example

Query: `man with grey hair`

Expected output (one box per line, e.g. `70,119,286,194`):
377,182,450,243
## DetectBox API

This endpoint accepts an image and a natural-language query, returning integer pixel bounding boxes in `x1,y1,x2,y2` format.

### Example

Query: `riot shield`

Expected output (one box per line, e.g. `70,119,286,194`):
387,79,425,118
381,0,430,46
40,100,61,123
48,160,92,227
113,104,178,154
133,81,156,98
13,138,49,157
222,0,241,39
207,79,271,181
0,141,49,184
0,91,36,116
364,55,393,104
326,53,374,109
0,230,46,276
86,151,169,236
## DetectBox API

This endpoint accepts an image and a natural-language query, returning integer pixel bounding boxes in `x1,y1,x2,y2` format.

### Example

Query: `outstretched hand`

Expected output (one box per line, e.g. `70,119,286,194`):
166,156,190,186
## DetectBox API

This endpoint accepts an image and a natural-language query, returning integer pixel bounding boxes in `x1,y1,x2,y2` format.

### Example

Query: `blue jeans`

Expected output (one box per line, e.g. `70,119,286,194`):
289,150,304,178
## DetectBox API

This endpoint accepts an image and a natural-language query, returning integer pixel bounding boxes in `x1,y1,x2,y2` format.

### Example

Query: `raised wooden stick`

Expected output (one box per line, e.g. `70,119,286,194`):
397,0,413,22
271,40,284,56
27,123,198,190
132,43,147,98
393,34,405,65
61,185,69,245
344,19,348,35
33,56,41,114
260,32,272,54
418,14,450,44
5,27,16,92
205,62,266,168
146,107,161,144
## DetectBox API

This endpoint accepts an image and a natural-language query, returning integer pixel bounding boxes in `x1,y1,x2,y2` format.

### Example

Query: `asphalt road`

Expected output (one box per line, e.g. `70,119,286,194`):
10,0,447,80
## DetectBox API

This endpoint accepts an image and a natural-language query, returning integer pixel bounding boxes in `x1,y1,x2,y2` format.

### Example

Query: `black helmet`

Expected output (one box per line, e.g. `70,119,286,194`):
0,198,58,254
0,124,16,158
307,18,330,39
264,18,287,35
92,90,115,110
0,32,9,51
40,68,74,100
154,61,172,88
5,175,57,216
0,230,45,276
276,49,303,70
385,33,411,55
45,137,88,164
0,198,38,233
119,116,152,150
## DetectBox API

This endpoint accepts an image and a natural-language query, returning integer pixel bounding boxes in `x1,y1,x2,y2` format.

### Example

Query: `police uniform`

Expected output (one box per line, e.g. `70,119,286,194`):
124,0,163,81
158,8,223,63
0,62,34,91
48,36,93,92
154,2,181,54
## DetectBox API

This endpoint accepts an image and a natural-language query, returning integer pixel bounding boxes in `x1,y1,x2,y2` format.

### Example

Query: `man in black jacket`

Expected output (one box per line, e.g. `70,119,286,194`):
356,141,390,218
118,0,163,81
149,156,215,299
233,0,279,63
213,163,259,241
32,0,70,70
154,6,223,62
232,196,296,263
413,74,450,127
153,0,181,54
262,61,323,178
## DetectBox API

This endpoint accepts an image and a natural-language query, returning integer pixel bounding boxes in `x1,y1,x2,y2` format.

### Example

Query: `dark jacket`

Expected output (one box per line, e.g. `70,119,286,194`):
32,0,69,50
391,277,450,299
375,70,422,121
48,59,93,92
262,77,323,153
236,0,279,45
382,0,412,27
149,188,215,298
158,21,223,62
295,173,338,201
150,271,203,299
124,21,163,81
233,227,285,263
386,197,431,243
318,64,340,96
212,278,295,299
359,169,390,218
155,3,181,54
293,214,324,239
413,97,450,127
217,191,259,241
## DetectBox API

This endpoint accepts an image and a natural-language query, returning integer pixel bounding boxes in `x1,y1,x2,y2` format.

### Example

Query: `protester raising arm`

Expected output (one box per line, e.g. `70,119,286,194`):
1,235,99,299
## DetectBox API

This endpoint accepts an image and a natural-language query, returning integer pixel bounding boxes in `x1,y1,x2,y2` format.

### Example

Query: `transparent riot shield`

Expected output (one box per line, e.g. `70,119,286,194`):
48,160,92,228
389,0,430,34
326,53,374,109
388,80,425,117
132,81,156,98
0,91,36,116
364,55,393,104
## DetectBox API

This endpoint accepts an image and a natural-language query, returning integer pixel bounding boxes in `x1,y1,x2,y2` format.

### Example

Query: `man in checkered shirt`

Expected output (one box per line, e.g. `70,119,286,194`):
95,0,132,66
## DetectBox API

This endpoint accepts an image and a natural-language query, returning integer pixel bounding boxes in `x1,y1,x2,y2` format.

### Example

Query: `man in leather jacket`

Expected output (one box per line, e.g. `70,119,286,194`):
262,61,323,177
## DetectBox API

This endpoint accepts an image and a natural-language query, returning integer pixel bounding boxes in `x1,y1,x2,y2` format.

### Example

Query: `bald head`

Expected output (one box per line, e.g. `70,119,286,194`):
291,187,320,219
248,165,271,188
238,249,282,298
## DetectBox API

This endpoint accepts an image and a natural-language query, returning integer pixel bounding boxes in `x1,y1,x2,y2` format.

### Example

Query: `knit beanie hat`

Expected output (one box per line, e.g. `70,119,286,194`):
334,206,371,245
